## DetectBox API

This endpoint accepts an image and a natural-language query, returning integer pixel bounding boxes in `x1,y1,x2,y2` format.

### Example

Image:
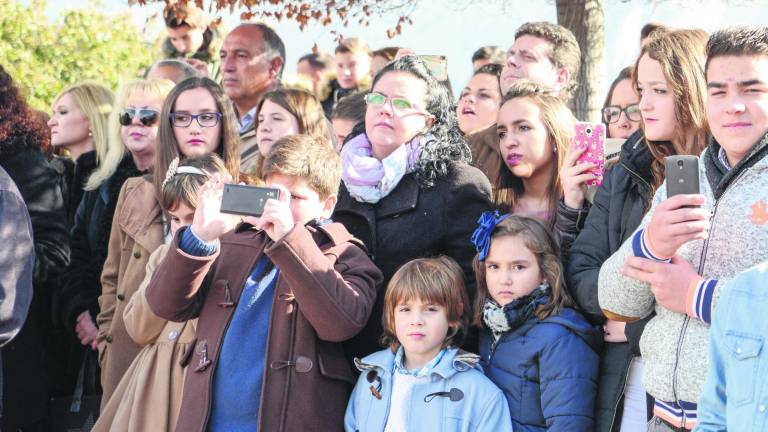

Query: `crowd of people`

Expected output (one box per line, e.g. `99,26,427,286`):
1,3,768,431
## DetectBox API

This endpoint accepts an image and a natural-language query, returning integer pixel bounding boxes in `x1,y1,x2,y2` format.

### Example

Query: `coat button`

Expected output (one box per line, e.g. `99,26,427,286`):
106,335,113,343
117,294,125,301
295,356,313,373
133,250,141,259
168,330,179,341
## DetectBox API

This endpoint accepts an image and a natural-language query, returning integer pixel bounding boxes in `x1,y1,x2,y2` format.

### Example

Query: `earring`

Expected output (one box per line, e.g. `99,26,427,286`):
537,280,550,291
88,130,93,137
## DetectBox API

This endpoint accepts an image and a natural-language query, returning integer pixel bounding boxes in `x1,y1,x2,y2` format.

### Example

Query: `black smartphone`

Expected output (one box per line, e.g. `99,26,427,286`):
665,155,700,197
220,184,280,217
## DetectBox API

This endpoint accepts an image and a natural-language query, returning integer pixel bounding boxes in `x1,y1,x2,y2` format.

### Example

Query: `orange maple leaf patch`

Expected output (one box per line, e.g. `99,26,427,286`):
750,199,768,225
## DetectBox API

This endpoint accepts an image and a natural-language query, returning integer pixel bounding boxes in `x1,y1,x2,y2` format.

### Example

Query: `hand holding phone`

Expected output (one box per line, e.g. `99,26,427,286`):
574,122,606,187
190,173,242,243
641,156,708,258
561,122,605,209
242,183,295,241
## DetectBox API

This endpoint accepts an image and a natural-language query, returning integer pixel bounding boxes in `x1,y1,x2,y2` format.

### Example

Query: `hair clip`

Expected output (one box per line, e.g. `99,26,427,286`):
470,211,511,261
161,156,209,189
162,157,181,189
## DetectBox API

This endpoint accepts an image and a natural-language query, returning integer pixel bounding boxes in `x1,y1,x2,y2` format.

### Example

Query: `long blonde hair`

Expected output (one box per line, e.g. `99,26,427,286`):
85,79,174,191
52,81,114,162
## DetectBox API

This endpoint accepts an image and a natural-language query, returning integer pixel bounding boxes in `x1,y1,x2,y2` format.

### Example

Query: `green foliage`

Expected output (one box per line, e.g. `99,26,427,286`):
0,0,155,110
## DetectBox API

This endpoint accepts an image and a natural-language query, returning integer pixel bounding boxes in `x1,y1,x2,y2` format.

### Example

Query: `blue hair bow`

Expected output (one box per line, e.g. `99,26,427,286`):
470,211,511,261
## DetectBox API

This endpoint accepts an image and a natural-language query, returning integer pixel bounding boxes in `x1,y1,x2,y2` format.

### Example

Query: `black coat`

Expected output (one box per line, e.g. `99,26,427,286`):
566,130,654,432
0,136,70,430
50,150,98,228
57,156,141,401
59,156,141,333
332,161,493,359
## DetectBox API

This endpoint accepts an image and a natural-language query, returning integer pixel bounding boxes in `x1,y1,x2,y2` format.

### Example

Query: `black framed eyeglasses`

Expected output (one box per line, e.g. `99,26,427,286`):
169,112,223,128
119,108,160,126
602,104,641,124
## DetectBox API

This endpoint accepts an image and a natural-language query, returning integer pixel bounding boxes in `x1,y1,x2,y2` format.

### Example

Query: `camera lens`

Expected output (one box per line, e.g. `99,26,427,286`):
585,127,592,135
677,160,684,167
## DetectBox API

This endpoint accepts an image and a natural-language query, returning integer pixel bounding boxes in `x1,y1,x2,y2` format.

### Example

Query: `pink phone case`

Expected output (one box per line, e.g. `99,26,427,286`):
574,122,606,187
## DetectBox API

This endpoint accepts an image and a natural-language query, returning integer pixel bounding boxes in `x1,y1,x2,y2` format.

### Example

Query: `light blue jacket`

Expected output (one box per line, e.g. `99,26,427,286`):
344,347,513,432
697,262,768,432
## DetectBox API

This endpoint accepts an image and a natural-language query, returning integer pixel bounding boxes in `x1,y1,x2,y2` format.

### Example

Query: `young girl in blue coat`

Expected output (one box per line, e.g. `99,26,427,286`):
472,212,601,431
345,256,512,432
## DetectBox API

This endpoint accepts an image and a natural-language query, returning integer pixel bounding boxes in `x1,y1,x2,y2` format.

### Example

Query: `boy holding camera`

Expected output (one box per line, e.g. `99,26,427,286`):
146,134,382,432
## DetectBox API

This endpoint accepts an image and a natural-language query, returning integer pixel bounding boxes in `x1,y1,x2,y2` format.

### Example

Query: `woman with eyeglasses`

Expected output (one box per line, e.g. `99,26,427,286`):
566,29,709,432
59,79,173,409
155,77,240,192
95,77,240,409
602,67,642,140
332,55,493,360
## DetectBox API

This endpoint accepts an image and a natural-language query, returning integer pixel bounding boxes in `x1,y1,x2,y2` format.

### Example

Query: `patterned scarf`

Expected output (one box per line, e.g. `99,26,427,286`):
483,284,551,341
340,133,424,204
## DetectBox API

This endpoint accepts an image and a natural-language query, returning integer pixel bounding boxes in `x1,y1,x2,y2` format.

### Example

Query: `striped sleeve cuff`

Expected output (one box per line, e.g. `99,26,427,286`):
685,277,718,324
631,229,672,262
179,226,218,257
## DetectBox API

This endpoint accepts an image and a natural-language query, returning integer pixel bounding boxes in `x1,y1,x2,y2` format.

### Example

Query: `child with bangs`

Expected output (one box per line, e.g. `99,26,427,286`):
471,213,600,431
345,256,512,432
94,154,227,432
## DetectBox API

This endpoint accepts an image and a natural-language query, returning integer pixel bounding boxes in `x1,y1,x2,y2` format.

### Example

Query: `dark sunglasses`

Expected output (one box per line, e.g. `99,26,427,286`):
119,108,160,126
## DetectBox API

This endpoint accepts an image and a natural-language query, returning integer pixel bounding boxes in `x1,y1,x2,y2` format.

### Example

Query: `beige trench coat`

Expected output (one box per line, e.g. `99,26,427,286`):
96,177,164,406
93,245,197,432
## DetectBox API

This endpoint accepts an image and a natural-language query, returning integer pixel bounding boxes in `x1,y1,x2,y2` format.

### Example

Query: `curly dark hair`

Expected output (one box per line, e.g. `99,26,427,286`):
348,55,471,188
0,65,50,154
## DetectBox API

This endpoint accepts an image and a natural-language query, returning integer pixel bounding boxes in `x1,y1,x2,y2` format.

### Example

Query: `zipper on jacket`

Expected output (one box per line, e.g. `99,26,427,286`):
669,167,747,428
670,198,719,429
608,357,635,432
487,332,510,364
619,162,652,193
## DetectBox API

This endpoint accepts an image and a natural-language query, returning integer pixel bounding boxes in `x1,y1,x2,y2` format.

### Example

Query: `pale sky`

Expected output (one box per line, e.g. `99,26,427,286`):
35,0,768,96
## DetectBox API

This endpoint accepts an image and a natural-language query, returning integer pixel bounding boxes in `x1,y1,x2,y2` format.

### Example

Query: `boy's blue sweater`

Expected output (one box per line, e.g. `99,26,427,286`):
180,228,278,432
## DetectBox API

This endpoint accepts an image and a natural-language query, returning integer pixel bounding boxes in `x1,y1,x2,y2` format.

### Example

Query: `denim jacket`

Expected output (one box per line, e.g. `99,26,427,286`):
344,347,512,432
697,262,768,431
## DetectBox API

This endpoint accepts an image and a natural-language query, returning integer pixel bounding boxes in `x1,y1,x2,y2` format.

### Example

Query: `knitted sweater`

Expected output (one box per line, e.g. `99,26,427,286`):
598,134,768,425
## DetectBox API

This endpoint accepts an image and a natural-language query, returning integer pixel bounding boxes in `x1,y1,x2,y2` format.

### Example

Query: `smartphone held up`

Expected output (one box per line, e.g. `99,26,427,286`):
664,155,700,197
574,122,606,187
220,184,281,218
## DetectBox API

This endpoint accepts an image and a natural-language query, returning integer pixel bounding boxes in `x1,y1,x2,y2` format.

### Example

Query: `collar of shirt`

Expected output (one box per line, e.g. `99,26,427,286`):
718,146,732,171
239,106,259,134
393,346,446,378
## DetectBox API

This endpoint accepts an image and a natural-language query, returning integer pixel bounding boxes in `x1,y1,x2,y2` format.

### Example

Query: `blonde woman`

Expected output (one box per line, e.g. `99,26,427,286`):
48,81,114,225
56,79,174,408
